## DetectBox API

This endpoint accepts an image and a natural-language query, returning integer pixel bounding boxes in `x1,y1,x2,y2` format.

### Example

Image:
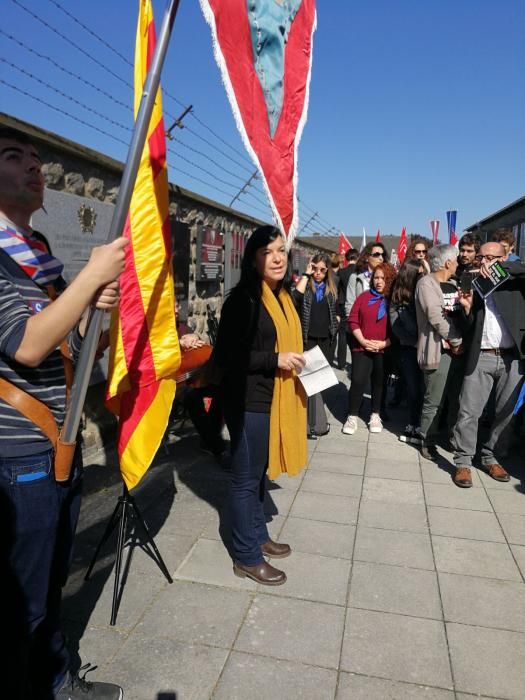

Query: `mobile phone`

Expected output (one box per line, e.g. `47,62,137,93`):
459,272,472,293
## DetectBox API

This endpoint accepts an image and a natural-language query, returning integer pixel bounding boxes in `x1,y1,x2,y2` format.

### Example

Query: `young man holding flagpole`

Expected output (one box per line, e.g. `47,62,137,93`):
0,128,126,699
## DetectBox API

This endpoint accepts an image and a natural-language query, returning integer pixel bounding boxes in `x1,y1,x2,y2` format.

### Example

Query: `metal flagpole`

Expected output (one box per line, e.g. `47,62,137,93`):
61,0,181,445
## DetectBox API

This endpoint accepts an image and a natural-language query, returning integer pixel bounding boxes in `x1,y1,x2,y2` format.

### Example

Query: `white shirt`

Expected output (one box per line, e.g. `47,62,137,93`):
480,294,514,349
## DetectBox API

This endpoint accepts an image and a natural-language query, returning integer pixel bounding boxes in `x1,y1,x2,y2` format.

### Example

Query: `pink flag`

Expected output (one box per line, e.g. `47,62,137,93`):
199,0,317,246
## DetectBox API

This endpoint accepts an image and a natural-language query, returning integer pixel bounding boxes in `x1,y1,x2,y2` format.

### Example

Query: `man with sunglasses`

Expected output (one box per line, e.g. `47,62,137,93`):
452,241,525,487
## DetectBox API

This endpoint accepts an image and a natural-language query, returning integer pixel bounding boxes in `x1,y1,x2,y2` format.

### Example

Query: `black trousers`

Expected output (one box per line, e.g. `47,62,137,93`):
336,319,348,368
305,336,333,433
348,350,385,415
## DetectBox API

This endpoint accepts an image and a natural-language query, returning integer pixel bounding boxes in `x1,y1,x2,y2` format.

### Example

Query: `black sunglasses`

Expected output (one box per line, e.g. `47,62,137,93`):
370,252,384,258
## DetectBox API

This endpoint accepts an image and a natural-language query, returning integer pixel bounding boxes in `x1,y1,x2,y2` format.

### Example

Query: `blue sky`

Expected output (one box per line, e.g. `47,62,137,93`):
2,0,524,239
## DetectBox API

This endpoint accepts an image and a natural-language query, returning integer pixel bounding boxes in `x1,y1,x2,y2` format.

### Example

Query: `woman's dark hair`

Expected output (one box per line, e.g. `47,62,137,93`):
370,262,397,298
390,258,424,305
237,225,290,299
355,242,389,272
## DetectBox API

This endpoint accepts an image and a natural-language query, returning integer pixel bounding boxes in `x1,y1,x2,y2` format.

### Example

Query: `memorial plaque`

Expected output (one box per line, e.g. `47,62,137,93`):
196,225,224,282
32,188,115,283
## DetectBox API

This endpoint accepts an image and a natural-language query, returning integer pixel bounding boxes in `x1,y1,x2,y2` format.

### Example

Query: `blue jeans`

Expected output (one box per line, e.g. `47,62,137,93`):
0,449,82,699
227,412,270,566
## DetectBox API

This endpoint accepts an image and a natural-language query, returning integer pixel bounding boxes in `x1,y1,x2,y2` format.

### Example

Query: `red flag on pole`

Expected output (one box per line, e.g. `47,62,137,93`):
375,229,381,242
199,0,317,246
338,232,352,265
397,227,408,265
430,220,440,245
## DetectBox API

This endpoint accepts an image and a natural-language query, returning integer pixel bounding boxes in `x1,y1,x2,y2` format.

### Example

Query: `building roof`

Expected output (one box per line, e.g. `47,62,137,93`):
297,234,402,254
465,194,525,231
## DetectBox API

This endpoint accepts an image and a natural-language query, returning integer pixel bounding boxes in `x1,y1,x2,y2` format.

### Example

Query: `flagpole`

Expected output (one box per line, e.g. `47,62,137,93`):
61,0,181,445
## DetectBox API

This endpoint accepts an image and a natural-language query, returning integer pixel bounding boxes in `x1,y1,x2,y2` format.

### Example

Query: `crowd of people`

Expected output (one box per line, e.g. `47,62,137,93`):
338,233,524,489
1,124,524,699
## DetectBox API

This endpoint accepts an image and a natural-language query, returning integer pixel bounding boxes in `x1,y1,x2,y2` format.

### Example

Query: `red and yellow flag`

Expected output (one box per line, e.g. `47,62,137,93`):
106,0,180,490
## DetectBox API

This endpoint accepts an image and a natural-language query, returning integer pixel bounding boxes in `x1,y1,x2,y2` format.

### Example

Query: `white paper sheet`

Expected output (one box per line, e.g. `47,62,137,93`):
297,345,339,397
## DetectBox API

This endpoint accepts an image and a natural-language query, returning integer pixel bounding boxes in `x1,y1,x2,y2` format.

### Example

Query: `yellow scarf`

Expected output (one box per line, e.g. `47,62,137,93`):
261,281,307,480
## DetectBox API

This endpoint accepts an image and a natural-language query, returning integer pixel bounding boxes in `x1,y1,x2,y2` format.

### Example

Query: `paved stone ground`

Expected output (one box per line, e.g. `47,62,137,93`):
63,370,525,700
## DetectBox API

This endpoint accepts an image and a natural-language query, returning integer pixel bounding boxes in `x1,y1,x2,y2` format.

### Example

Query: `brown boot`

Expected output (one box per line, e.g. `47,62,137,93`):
454,466,473,488
483,463,510,482
233,561,286,585
261,539,292,559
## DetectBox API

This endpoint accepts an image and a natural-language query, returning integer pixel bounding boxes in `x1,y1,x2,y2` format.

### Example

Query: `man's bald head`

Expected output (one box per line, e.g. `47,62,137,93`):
479,241,506,261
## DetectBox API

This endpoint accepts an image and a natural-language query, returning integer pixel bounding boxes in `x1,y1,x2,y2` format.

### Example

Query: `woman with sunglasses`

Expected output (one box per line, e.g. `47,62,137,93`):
294,253,339,438
406,237,430,273
345,242,389,316
343,263,397,435
212,226,307,585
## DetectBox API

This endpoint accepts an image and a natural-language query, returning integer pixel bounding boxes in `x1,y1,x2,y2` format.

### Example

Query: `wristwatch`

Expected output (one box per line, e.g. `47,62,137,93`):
302,272,312,278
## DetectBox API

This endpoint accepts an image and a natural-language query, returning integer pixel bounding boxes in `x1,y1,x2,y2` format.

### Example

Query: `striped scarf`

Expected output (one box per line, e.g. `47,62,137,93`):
0,220,63,286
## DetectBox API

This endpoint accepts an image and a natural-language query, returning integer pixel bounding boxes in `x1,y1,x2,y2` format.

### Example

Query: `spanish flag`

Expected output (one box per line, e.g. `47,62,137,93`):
106,0,181,490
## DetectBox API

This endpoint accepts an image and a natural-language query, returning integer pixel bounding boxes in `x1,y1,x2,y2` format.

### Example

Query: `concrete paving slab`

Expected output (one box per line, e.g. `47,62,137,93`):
498,513,525,545
354,526,435,570
307,452,365,474
290,491,360,524
487,489,525,516
264,486,296,516
336,673,455,699
357,500,429,533
427,507,505,543
365,458,421,481
447,622,525,699
271,472,304,491
213,651,338,700
439,572,525,632
432,536,522,581
423,483,492,511
341,608,453,688
101,637,228,700
63,622,127,671
130,532,199,577
511,544,525,578
362,477,425,505
301,471,363,497
367,444,420,462
349,561,442,619
260,550,351,606
316,438,368,456
174,538,257,591
135,580,251,647
234,594,345,668
279,517,356,559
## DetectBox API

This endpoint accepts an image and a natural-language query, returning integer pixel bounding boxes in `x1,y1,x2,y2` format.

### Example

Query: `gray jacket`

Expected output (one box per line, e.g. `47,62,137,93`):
415,274,462,370
345,271,370,316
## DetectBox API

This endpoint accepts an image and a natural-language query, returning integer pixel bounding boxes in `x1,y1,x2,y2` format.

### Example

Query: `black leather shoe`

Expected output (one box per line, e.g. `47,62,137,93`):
233,561,286,585
261,539,291,558
307,429,318,440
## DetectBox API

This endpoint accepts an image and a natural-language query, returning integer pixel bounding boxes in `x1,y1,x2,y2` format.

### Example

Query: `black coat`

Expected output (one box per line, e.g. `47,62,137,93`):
462,260,525,376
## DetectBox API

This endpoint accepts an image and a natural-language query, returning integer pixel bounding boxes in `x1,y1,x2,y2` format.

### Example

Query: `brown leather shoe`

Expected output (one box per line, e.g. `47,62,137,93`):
483,463,510,482
261,539,292,559
454,466,473,488
233,561,286,586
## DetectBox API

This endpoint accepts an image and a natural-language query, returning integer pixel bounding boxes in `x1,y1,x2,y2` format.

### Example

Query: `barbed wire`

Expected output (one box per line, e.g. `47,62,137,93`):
2,58,133,134
1,79,130,146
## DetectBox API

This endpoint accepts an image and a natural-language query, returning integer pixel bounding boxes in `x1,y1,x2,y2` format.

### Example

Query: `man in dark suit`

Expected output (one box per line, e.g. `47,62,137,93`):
336,249,358,368
453,241,525,487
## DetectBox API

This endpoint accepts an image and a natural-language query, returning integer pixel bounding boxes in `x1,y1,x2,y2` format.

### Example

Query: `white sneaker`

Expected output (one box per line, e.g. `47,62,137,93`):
368,413,383,433
342,416,358,435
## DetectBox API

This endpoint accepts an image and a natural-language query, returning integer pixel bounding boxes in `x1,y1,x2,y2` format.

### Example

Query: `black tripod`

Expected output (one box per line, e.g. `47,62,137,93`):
85,484,173,625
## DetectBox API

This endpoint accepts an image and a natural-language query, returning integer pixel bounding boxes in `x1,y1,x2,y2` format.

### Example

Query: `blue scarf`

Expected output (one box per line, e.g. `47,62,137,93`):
314,281,326,302
367,288,387,321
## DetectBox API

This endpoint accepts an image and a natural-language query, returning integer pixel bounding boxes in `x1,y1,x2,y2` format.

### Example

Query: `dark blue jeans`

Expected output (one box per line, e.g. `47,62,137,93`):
0,449,82,699
227,411,270,566
399,346,425,427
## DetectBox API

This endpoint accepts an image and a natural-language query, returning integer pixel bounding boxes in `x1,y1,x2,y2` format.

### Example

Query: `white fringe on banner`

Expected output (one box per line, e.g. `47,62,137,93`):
198,0,317,250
